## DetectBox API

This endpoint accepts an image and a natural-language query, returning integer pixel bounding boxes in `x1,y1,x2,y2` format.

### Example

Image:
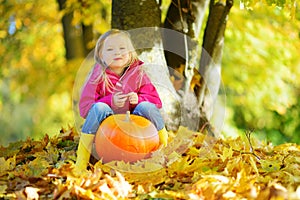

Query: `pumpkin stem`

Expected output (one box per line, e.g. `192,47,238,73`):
125,111,130,122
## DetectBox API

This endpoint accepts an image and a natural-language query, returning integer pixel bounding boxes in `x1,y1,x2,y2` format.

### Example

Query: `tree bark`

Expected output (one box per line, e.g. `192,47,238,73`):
112,0,161,30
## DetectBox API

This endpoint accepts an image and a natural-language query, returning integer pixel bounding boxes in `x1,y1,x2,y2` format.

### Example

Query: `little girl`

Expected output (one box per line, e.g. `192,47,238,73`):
76,29,168,170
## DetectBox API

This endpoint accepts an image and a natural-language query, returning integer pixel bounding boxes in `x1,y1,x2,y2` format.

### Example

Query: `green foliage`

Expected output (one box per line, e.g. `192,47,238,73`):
222,5,300,144
0,0,73,145
240,0,297,19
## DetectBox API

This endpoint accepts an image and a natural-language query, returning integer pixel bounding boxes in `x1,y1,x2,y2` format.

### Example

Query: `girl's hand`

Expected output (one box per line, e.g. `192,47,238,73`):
113,92,128,108
128,92,138,105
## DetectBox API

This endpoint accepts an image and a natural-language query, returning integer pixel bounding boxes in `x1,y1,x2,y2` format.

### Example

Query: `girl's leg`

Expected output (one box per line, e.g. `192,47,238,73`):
77,102,113,170
81,102,114,134
132,101,164,131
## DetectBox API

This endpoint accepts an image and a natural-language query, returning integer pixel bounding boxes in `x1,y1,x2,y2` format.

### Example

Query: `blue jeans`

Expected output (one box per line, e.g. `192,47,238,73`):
81,102,165,134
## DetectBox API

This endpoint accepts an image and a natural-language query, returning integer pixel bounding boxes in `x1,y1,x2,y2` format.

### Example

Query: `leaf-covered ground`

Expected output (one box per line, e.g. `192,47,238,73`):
0,126,300,199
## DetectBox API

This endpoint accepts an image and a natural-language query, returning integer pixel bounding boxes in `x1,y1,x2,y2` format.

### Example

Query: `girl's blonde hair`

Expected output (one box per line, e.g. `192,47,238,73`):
93,29,139,93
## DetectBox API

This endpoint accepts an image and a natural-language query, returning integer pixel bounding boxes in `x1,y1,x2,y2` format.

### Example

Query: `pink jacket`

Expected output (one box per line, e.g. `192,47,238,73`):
79,60,162,118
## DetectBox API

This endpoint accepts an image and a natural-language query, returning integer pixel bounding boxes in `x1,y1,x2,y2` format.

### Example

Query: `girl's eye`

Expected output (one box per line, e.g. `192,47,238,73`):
120,47,126,50
107,48,113,51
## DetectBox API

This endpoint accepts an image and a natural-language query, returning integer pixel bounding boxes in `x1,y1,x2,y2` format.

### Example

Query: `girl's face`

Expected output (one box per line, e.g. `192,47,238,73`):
101,34,131,74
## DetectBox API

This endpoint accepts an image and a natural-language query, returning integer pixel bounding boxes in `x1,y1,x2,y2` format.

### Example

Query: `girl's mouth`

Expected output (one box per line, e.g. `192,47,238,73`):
113,57,122,61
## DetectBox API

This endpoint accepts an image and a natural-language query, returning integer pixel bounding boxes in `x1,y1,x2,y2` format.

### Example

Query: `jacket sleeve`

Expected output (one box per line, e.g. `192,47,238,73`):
79,65,113,118
79,81,97,118
137,73,162,109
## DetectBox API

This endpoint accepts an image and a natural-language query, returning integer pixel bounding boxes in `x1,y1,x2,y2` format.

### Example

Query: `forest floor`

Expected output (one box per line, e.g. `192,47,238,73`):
1,126,300,199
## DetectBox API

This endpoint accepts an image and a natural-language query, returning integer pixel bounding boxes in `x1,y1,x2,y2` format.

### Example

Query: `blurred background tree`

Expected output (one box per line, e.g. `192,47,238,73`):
0,0,299,146
222,5,300,144
0,1,71,144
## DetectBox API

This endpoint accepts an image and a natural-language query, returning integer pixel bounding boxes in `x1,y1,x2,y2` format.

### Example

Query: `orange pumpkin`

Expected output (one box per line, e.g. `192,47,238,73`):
95,112,160,163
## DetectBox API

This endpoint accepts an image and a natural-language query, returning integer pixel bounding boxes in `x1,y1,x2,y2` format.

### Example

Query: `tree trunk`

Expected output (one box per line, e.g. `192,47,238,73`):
82,24,94,55
163,0,208,67
163,0,209,131
162,0,232,132
112,0,161,30
163,0,189,71
197,0,233,133
57,0,86,60
111,0,181,131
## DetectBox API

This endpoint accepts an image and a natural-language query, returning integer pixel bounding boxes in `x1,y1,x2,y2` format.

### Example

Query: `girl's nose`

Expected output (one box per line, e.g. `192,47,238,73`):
114,49,121,55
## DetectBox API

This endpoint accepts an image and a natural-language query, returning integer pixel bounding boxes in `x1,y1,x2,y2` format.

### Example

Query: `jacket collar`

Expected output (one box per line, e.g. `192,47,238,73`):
105,59,144,77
